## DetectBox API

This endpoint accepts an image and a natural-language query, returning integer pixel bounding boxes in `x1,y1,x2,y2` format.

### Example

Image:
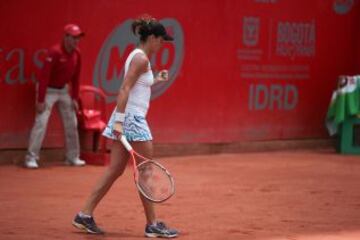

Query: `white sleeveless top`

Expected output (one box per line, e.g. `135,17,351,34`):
124,49,154,116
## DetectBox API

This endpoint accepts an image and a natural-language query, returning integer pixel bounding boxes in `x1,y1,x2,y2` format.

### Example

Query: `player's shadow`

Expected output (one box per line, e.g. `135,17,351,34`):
72,231,142,239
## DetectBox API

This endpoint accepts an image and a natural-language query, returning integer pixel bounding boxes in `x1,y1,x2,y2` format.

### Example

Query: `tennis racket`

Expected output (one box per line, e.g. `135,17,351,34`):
120,135,175,203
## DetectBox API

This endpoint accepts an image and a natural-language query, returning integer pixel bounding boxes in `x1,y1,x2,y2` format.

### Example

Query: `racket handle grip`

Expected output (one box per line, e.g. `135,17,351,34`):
120,135,133,152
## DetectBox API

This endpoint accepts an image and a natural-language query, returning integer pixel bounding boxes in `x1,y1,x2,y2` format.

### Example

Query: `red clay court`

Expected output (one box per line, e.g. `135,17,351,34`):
1,149,360,240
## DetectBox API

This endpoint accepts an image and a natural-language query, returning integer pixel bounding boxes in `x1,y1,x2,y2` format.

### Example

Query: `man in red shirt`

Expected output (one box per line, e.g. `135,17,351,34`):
25,24,86,169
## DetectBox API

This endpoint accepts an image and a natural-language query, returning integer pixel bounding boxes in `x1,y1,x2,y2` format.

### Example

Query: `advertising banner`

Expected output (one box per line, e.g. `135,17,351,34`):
0,0,359,147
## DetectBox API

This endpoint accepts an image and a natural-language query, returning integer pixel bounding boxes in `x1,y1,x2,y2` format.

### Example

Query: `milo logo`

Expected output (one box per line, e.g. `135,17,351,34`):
93,18,184,103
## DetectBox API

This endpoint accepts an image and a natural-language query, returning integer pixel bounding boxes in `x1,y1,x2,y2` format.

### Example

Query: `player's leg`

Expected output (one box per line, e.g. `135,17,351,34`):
82,140,129,213
57,91,84,166
132,140,156,223
72,140,129,234
132,140,179,238
24,92,58,168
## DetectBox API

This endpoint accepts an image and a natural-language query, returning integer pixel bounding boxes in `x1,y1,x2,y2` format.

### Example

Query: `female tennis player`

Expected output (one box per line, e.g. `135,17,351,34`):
72,15,178,238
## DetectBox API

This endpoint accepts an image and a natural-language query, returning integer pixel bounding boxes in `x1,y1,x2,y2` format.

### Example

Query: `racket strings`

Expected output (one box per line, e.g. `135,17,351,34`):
137,161,174,202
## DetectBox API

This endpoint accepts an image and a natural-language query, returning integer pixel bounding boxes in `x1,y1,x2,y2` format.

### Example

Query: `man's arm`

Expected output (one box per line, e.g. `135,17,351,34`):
71,51,81,102
36,48,57,112
38,49,57,103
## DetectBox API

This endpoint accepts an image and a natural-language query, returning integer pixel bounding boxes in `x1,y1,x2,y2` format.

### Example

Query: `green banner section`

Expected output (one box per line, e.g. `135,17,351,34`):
326,76,360,135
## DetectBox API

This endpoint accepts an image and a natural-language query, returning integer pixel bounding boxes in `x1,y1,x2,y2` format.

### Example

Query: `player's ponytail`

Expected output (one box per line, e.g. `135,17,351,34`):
131,14,157,42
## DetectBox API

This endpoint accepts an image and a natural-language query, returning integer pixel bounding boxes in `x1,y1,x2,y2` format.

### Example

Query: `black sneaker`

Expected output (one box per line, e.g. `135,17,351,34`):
72,213,105,234
145,221,179,238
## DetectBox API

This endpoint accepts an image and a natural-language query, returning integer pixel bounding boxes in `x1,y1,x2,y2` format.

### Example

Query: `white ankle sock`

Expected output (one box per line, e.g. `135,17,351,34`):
79,211,92,218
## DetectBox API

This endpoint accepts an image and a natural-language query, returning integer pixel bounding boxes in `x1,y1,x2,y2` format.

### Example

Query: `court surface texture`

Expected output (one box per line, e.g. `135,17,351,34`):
1,149,360,240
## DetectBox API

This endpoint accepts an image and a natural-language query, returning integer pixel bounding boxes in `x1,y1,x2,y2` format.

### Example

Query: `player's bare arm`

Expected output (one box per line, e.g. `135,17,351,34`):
113,53,149,134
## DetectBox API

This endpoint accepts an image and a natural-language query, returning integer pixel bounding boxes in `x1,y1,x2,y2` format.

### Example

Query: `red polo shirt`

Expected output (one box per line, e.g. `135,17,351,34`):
37,43,81,103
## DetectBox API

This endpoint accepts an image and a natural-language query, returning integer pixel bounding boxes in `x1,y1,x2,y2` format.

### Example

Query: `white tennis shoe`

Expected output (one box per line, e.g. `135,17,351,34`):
66,158,86,166
24,158,39,169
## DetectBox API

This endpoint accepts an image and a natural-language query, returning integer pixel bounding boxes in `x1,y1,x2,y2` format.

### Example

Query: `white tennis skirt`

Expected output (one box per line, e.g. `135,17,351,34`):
102,112,153,142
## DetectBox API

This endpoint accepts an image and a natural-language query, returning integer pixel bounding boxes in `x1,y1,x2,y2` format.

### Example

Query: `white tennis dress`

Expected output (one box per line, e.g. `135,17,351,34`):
103,48,154,141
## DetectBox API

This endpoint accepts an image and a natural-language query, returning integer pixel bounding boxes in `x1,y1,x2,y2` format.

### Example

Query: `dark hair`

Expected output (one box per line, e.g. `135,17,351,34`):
132,14,156,42
131,14,173,42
